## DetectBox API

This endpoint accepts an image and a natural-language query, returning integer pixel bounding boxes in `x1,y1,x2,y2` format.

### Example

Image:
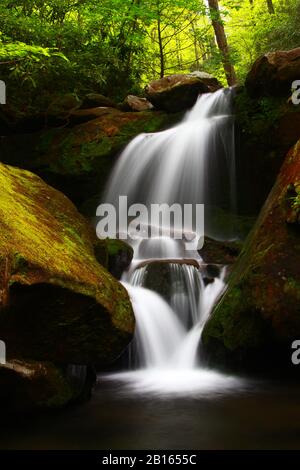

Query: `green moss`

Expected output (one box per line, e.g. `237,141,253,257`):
36,128,63,155
203,283,266,352
60,137,112,175
0,162,134,336
11,252,29,273
203,137,300,368
105,239,133,257
235,88,285,142
33,111,177,179
120,114,165,137
204,287,237,346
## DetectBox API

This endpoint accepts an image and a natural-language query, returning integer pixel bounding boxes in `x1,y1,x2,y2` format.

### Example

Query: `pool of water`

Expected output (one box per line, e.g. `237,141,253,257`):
1,372,300,450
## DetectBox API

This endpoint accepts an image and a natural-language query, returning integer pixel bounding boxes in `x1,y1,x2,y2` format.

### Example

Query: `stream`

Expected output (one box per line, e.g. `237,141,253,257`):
2,88,299,450
2,379,300,449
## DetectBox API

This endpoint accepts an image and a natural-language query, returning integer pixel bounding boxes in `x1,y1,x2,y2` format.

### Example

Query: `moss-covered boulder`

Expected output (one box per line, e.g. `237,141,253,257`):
0,360,95,413
202,140,300,373
47,93,83,117
0,162,134,365
94,239,134,279
234,87,300,214
80,93,117,110
0,108,179,208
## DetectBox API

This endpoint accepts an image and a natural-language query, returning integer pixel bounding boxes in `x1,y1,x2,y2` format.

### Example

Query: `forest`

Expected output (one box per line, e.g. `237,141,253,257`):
0,0,300,454
0,0,299,110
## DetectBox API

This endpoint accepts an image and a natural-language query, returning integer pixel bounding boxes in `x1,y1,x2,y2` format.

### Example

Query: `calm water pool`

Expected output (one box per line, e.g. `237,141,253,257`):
1,373,300,450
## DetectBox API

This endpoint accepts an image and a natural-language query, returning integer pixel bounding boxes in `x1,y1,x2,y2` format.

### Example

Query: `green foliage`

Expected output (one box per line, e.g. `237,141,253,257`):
0,38,68,91
0,0,299,114
287,183,300,218
227,0,300,81
0,0,147,111
0,41,51,61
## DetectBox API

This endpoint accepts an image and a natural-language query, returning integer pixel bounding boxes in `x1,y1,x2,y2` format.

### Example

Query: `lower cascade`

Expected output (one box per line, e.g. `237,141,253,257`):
123,265,226,370
101,88,243,394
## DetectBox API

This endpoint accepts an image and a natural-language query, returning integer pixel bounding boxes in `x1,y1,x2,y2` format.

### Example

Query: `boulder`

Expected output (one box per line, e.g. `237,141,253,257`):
246,48,300,98
81,93,117,109
68,107,116,125
94,239,134,279
121,95,154,112
0,108,179,208
0,97,114,136
198,237,241,265
234,87,300,214
0,162,134,365
47,93,83,116
0,360,96,413
202,139,300,373
145,73,222,112
189,71,223,90
0,108,66,135
133,260,200,304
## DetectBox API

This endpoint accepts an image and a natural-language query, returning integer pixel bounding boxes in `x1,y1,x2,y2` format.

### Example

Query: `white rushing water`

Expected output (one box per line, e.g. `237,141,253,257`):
101,88,244,395
104,87,236,241
123,265,226,370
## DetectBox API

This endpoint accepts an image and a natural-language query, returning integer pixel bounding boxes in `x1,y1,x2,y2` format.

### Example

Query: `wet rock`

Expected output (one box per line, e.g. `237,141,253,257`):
94,239,134,279
202,264,222,279
199,237,241,265
202,276,215,286
133,260,200,303
135,259,199,270
0,360,96,413
202,139,300,373
145,72,222,112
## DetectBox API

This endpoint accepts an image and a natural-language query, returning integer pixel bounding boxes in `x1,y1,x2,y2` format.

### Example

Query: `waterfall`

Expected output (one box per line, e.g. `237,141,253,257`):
104,87,236,240
100,88,240,394
123,265,226,370
122,283,185,369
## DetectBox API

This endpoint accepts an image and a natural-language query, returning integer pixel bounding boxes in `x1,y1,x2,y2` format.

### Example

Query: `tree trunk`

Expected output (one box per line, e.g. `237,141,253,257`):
207,0,237,86
157,18,165,78
191,22,200,69
266,0,275,14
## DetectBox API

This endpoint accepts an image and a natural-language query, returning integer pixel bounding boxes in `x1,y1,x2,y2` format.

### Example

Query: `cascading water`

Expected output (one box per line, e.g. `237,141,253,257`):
124,264,226,370
100,88,243,394
104,87,236,240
